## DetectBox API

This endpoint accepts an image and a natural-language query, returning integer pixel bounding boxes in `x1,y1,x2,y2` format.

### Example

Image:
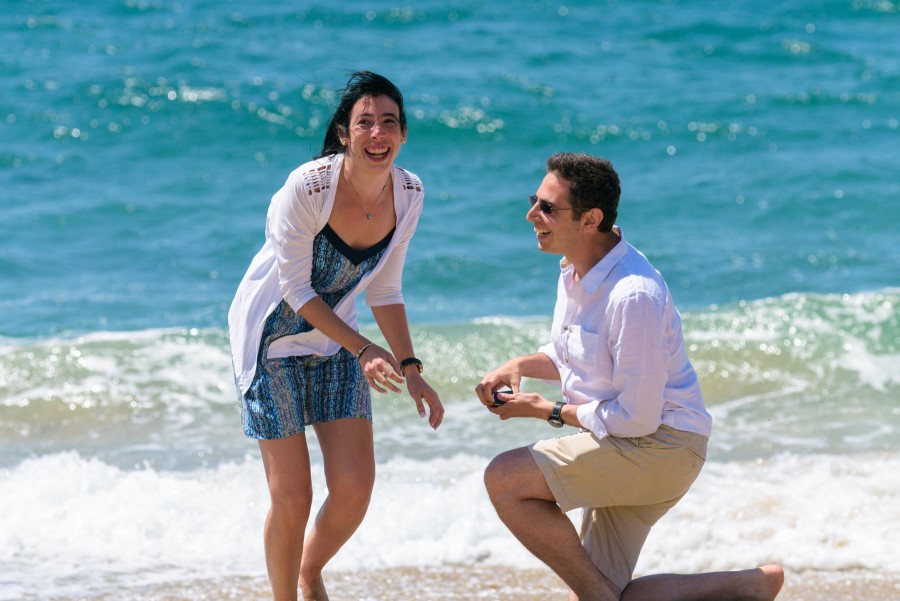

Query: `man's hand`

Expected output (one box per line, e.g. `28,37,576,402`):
475,360,523,408
486,391,555,421
476,353,561,409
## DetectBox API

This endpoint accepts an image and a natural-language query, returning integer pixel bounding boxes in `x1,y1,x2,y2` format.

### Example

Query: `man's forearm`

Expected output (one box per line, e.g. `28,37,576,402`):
510,352,561,381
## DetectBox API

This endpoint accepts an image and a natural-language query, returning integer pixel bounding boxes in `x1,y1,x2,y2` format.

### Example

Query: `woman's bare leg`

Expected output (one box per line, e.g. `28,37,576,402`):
299,418,375,601
258,433,314,601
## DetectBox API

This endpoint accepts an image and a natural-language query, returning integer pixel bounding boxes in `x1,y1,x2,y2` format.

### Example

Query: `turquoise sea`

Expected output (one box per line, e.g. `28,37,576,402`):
1,1,898,599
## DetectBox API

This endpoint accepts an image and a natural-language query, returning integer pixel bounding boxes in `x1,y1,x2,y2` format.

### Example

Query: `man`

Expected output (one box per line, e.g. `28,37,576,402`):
475,153,784,601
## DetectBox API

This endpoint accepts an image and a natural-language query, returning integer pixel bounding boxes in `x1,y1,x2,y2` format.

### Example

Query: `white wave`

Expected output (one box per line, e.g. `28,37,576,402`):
636,452,900,576
840,335,900,393
1,449,897,596
0,328,235,410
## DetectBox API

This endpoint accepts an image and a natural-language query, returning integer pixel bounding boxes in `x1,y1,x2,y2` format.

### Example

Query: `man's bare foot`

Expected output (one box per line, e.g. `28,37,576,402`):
758,565,785,600
300,574,329,601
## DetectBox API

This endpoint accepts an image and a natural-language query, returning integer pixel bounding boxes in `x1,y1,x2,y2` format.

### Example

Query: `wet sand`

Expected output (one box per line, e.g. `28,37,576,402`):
49,565,900,600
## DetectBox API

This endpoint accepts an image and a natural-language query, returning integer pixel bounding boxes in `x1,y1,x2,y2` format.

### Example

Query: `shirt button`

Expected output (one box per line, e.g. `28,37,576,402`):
562,325,569,331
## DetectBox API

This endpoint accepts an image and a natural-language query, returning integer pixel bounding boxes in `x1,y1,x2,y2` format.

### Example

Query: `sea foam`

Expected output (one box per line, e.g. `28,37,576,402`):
1,448,897,597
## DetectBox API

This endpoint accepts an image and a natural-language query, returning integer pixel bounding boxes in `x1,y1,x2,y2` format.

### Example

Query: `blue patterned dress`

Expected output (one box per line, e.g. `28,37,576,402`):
240,224,394,439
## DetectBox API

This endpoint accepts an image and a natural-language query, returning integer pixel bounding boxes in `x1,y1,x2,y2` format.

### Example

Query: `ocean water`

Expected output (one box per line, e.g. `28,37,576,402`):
1,1,898,599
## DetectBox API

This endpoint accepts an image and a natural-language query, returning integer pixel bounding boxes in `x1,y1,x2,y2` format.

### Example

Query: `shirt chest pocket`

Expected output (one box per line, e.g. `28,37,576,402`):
561,325,604,368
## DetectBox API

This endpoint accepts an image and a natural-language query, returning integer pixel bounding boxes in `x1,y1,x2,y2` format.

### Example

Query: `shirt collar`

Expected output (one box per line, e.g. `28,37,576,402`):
560,226,628,295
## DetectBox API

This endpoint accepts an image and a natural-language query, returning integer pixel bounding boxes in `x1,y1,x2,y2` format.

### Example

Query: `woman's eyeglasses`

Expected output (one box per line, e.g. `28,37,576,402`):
529,195,574,215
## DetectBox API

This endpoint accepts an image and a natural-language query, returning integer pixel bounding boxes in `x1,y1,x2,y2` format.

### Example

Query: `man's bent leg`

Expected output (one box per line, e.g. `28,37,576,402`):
621,565,785,601
484,447,621,601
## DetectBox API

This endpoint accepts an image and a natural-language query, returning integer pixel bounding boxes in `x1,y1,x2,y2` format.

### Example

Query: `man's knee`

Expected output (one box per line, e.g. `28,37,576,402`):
483,453,508,501
484,447,542,506
491,446,561,513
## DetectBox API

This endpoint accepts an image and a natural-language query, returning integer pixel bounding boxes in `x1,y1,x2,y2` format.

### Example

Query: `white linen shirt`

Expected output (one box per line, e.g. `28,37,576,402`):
228,153,424,395
537,227,712,440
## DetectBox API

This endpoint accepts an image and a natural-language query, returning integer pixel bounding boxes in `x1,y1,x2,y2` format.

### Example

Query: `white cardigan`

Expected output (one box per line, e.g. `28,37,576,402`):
228,153,424,394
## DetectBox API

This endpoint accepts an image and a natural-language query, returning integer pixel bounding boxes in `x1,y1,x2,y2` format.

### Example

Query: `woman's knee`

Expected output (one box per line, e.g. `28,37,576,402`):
326,471,374,513
269,477,314,522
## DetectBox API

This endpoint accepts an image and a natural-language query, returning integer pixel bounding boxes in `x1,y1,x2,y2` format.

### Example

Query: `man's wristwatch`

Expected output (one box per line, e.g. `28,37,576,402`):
400,357,424,374
548,401,565,428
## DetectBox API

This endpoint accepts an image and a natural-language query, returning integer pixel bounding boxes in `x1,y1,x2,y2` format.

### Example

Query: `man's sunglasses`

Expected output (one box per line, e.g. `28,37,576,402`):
529,194,574,215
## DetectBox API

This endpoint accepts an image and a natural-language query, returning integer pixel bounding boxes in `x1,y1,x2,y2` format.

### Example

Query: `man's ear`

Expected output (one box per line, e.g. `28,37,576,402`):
581,207,604,231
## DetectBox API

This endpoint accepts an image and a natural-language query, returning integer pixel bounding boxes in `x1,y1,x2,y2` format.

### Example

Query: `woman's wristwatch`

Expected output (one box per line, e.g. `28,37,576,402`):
400,357,423,374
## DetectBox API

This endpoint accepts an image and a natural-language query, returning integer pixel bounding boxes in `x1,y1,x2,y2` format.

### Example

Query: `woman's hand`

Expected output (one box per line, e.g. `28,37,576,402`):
405,371,444,430
358,344,404,393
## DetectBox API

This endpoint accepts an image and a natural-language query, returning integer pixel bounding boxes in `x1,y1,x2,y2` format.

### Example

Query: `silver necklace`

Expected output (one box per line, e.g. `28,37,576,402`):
345,174,389,220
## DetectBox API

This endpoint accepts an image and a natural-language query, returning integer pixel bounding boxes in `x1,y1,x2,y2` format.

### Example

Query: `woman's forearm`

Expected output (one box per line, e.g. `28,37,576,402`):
296,296,371,355
370,304,415,362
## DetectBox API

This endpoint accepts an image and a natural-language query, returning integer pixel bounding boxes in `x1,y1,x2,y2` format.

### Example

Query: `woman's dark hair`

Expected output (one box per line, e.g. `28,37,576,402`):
547,153,620,232
318,71,407,158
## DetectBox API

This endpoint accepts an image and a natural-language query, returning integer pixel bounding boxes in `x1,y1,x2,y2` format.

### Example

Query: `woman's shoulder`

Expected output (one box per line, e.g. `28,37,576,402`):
393,164,424,200
394,165,423,191
285,155,340,199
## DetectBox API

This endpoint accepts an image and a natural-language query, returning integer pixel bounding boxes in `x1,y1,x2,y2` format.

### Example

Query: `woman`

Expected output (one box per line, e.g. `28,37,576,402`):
228,71,443,601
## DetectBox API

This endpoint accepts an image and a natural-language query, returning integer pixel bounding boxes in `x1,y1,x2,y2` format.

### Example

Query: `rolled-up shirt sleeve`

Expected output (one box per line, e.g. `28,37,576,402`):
535,341,563,387
267,174,320,312
579,292,669,438
537,341,561,371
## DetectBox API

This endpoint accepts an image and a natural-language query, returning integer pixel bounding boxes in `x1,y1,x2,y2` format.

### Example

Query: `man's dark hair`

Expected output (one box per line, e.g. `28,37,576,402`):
547,153,620,232
318,71,407,158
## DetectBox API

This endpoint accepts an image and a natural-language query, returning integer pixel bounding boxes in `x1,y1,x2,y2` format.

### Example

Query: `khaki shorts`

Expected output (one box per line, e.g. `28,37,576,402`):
529,425,707,591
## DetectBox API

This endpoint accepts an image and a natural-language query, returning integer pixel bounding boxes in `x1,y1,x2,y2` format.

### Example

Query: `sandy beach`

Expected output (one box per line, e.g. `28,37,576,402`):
46,566,900,600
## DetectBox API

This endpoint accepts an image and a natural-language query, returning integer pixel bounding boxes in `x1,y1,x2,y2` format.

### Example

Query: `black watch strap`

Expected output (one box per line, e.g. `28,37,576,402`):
400,357,423,374
548,401,565,428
